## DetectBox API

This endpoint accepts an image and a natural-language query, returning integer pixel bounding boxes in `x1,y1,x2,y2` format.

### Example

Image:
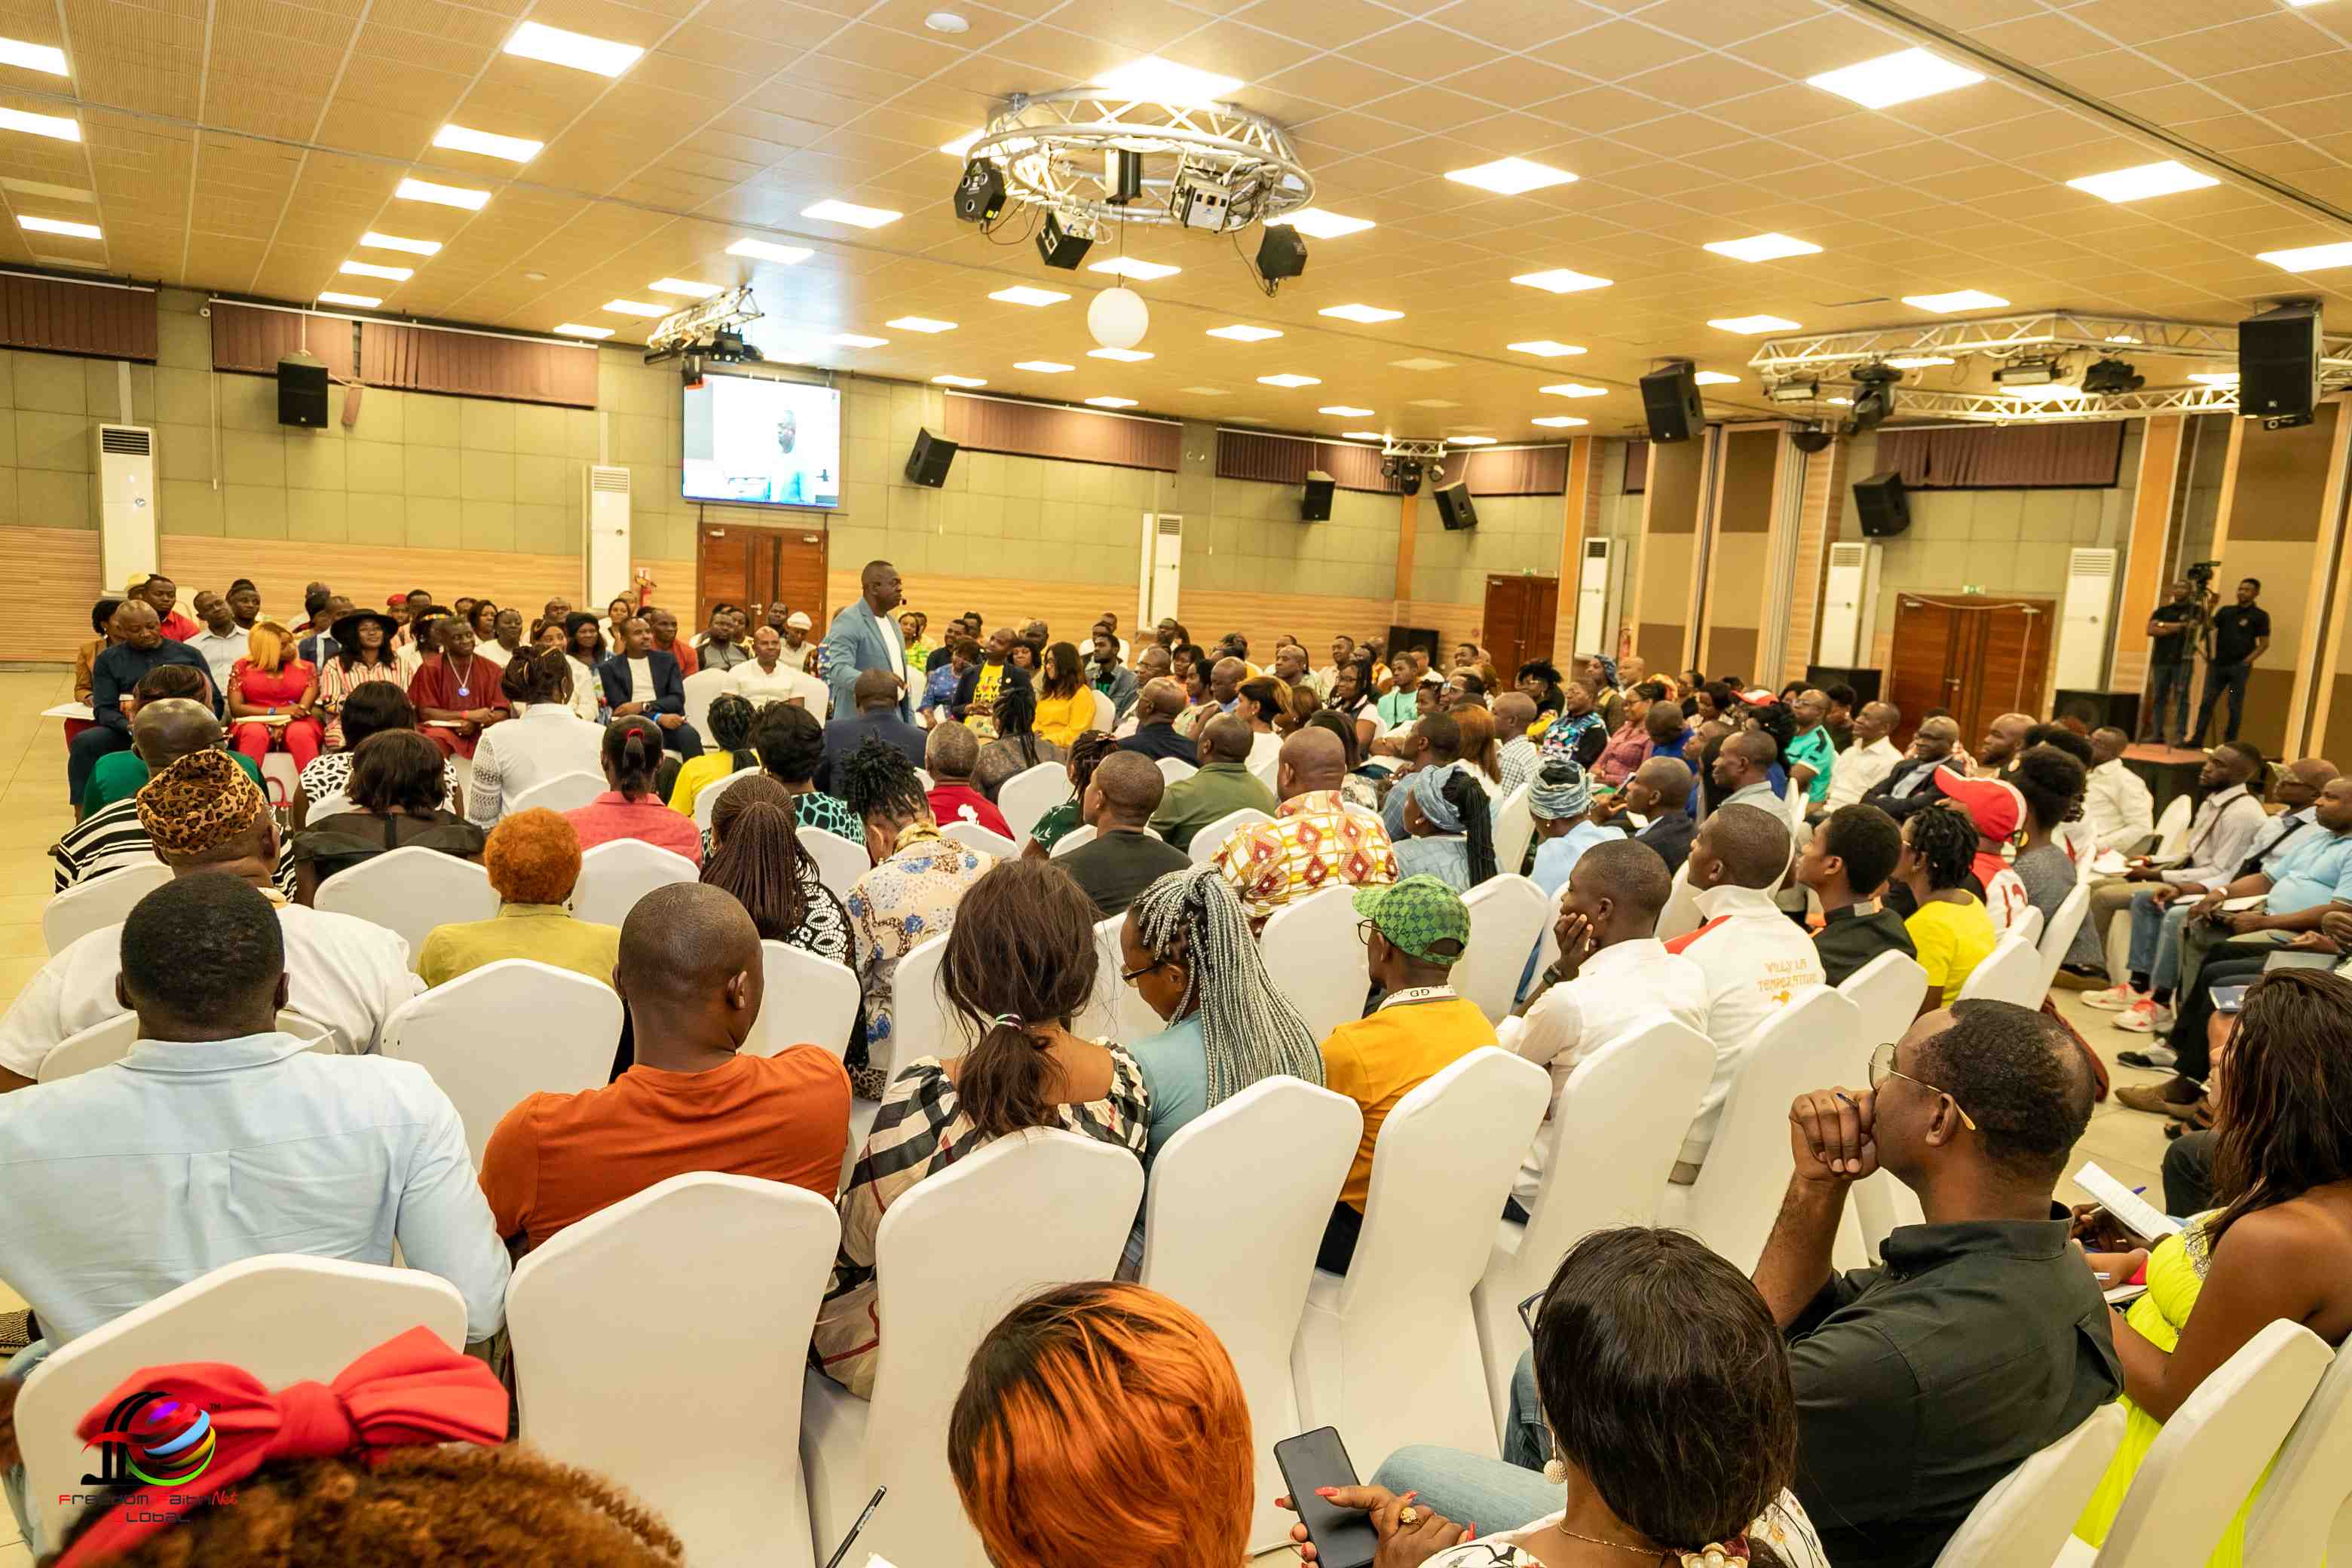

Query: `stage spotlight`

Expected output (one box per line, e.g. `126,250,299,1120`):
2083,357,2145,394
1767,378,1820,403
1993,358,2063,386
1846,362,1899,431
953,159,1006,223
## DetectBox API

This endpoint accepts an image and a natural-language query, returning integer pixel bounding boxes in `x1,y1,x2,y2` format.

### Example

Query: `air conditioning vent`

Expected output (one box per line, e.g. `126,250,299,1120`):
100,427,151,456
1156,514,1183,536
590,467,630,495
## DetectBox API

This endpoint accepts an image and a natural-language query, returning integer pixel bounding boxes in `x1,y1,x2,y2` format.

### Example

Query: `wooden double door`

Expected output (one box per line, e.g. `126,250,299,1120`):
697,522,828,634
1885,596,2053,749
1481,574,1560,680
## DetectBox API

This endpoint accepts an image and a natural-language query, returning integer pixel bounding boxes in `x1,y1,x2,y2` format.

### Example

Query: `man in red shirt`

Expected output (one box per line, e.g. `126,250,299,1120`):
478,884,850,1254
923,718,1012,839
136,574,199,641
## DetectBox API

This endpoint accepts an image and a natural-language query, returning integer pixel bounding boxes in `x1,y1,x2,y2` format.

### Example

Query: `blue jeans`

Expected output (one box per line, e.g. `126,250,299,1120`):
2147,661,2191,743
1367,1349,1558,1533
2193,662,2251,746
4,1339,51,1552
2127,890,2194,991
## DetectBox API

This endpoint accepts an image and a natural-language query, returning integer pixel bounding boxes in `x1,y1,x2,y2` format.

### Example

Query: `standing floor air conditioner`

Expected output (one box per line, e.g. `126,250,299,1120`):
2055,548,2118,692
1138,511,1182,630
1573,537,1615,659
1817,541,1882,669
95,424,158,591
585,464,632,609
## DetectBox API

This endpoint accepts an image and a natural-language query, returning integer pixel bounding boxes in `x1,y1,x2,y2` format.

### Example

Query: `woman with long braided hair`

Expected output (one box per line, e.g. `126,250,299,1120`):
976,680,1067,799
702,773,861,1057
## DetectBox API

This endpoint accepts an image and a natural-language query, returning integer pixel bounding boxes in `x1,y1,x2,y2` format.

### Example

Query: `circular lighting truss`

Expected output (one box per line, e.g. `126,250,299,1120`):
969,88,1314,234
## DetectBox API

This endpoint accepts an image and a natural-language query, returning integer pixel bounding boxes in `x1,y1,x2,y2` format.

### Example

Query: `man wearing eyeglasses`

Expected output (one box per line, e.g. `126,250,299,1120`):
1750,1001,2118,1568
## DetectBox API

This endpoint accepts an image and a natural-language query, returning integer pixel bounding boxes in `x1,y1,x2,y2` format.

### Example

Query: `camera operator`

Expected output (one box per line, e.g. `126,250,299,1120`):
2192,576,2271,748
2142,577,2203,749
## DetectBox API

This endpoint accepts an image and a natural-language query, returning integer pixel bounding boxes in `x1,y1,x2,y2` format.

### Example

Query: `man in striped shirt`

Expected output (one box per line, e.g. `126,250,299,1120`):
51,700,295,896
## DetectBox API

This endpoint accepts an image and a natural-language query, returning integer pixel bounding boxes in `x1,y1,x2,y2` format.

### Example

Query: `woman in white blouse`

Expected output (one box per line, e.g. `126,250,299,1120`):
559,612,609,724
466,647,608,828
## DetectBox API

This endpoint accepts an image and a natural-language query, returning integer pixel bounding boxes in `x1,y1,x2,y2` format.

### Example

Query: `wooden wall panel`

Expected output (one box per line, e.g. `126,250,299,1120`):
21,526,107,666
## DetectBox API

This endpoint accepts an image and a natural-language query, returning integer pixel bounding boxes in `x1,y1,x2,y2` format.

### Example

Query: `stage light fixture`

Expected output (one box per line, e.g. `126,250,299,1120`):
952,159,1006,223
1036,210,1094,268
1992,359,2063,386
1767,378,1821,403
2082,357,2145,394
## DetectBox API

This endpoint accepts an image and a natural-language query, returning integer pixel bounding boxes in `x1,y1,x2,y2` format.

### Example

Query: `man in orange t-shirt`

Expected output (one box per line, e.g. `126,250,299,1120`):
479,883,849,1254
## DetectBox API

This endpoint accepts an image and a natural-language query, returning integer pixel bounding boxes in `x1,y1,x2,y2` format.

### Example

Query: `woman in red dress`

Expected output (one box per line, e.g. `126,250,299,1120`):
228,620,324,770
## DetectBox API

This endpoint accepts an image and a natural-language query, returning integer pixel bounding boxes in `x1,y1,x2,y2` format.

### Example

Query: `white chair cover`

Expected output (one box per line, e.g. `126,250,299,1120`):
510,1174,841,1568
41,859,171,954
1491,783,1533,877
682,665,735,740
1957,932,2045,1008
1837,952,1931,1258
509,770,605,816
885,931,958,1073
1456,874,1551,1021
1258,884,1370,1041
1931,1405,2126,1567
996,762,1070,844
1050,822,1098,858
2035,882,2092,997
1088,687,1117,733
1189,806,1273,865
2151,793,2193,861
314,843,497,960
694,764,766,835
1070,911,1162,1044
2012,905,2045,945
380,959,621,1161
1155,756,1198,785
940,819,1019,862
2243,1325,2352,1565
801,823,872,900
570,838,697,929
38,1008,335,1083
756,940,862,1061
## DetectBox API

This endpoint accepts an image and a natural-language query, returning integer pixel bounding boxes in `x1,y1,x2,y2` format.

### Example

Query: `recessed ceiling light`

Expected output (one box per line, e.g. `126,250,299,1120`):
317,291,381,307
396,177,488,210
1884,355,1954,369
1181,386,1229,396
923,11,969,32
2257,240,2352,273
2191,372,2240,386
1319,303,1403,323
0,37,69,74
1341,430,1383,440
1258,373,1321,387
1540,383,1608,398
2066,160,2220,203
433,124,541,162
991,285,1069,307
1092,56,1241,104
933,374,987,387
1089,346,1153,361
1090,257,1180,280
0,106,78,140
1086,396,1138,408
1824,397,1854,406
801,198,901,228
527,270,550,281
361,231,439,255
1903,289,2007,312
1692,371,1741,385
554,323,614,338
1014,360,1073,372
651,278,722,297
1208,324,1282,341
504,20,642,75
1390,357,1455,372
1449,435,1497,446
1806,47,1985,109
340,259,412,280
1709,314,1802,333
1409,398,1459,409
1533,416,1590,428
1512,268,1612,294
1704,232,1824,263
18,215,97,238
1508,340,1585,357
728,238,812,263
1319,405,1374,416
890,316,958,333
605,299,665,317
1445,157,1576,195
1268,208,1375,240
940,131,982,158
832,333,888,348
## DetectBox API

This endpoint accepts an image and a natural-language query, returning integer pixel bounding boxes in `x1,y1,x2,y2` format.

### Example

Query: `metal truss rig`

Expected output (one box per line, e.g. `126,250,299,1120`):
1747,311,2352,375
1891,384,2250,424
1380,439,1450,460
970,89,1315,233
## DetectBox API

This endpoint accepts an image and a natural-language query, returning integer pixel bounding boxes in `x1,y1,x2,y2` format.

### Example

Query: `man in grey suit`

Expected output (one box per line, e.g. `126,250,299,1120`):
822,559,914,723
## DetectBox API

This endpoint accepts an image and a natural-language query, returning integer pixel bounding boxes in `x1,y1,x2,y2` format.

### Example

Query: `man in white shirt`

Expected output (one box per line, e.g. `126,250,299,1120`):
1707,730,1781,819
1504,838,1705,1214
1821,700,1904,814
0,750,422,1091
736,623,830,713
1664,802,1827,1180
2081,727,2154,853
2079,740,2268,1006
0,874,507,1363
184,590,247,695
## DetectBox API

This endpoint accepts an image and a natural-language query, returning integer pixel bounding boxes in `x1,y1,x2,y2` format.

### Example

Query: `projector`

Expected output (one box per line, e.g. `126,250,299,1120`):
706,329,761,364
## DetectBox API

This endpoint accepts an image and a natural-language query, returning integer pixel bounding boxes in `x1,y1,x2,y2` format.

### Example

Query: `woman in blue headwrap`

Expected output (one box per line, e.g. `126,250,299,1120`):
1392,761,1499,893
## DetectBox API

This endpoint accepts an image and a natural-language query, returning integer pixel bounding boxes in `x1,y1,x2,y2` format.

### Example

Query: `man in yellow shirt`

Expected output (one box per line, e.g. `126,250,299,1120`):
1316,874,1499,1272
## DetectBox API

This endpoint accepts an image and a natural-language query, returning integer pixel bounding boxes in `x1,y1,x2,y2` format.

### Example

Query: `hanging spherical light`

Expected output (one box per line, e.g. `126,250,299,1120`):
1089,286,1149,351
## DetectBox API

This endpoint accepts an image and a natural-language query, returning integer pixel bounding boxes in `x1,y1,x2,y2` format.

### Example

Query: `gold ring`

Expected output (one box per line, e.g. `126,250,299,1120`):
1398,1508,1421,1527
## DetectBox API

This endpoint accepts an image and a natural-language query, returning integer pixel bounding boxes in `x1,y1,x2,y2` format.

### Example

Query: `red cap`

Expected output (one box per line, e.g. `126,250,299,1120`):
386,593,406,608
1933,766,2023,841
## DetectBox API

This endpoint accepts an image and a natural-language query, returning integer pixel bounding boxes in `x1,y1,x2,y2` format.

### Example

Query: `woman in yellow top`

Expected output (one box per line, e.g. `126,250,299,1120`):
667,691,759,815
2072,969,2352,1565
1033,640,1094,749
1899,805,1996,1012
414,807,621,987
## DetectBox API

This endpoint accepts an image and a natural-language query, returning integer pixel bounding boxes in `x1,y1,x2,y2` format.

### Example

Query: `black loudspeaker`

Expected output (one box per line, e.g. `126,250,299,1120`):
1852,470,1910,537
904,428,958,487
2239,302,2320,426
954,159,1006,224
2053,688,2140,737
1432,481,1478,531
1386,625,1440,667
1256,225,1308,280
277,355,328,428
1300,470,1334,522
1806,666,1882,705
1639,361,1705,443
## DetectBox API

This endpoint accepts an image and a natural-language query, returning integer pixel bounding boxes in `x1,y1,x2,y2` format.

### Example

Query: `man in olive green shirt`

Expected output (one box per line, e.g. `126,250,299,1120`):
1148,716,1278,853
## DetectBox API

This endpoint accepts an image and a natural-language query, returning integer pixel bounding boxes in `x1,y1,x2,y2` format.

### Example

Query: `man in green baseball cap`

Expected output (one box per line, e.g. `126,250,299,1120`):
1317,874,1500,1274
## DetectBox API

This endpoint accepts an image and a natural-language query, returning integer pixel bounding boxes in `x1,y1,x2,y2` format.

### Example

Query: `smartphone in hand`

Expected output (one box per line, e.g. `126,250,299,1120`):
1273,1428,1380,1568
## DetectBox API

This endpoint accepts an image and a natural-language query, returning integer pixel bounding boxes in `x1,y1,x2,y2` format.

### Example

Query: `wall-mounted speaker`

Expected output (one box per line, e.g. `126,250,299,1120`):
1805,666,1882,705
1852,470,1910,537
2239,302,2320,427
1433,481,1478,531
1640,361,1705,444
905,428,958,487
1300,470,1334,522
277,354,328,428
2053,688,2139,737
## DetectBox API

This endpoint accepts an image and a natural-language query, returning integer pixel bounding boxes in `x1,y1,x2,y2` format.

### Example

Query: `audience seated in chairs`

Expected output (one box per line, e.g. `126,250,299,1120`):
69,595,119,710
78,664,259,816
69,599,216,810
1799,803,1916,986
975,683,1066,800
1931,770,2034,933
817,669,929,794
1304,709,1383,814
2080,740,2270,1006
1055,752,1191,920
464,645,605,828
408,614,511,763
1394,761,1499,894
1019,730,1122,859
1897,806,1998,1012
814,859,1147,1397
1150,717,1277,853
227,620,323,774
563,716,703,866
1035,641,1093,749
1119,676,1199,766
1524,758,1619,904
1611,755,1697,874
292,683,461,830
596,617,703,763
52,694,295,896
664,691,759,818
751,699,863,846
1211,726,1398,927
559,611,610,723
2011,743,2091,932
417,810,620,989
479,884,847,1258
927,721,1015,838
701,776,856,1024
315,608,405,751
292,730,486,902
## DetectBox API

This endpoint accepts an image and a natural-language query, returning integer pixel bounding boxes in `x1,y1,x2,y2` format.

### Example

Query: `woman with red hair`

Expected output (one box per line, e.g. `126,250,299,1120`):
951,1282,1254,1568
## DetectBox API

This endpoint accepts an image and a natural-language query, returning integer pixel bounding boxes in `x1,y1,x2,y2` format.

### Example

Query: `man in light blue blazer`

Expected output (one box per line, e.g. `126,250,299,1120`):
822,559,914,724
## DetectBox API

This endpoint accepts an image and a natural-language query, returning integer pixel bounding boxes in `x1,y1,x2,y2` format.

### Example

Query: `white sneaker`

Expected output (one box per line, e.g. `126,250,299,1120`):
2115,1000,2174,1034
2084,984,2145,1012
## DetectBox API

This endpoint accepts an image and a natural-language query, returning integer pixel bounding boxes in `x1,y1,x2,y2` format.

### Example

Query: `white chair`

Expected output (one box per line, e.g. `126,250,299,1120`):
510,1174,841,1568
802,823,872,899
1931,1404,2126,1568
1956,932,2045,1008
1294,1048,1549,1472
940,819,1019,861
1141,1080,1361,1551
914,767,934,790
996,761,1070,844
1258,884,1370,1040
2064,1319,2333,1568
571,838,697,928
1456,874,1551,1021
1049,822,1098,858
1658,986,1860,1273
314,843,497,960
2012,905,2044,945
38,1008,335,1083
1088,687,1117,733
1472,1019,1711,1441
2151,792,2192,862
1070,911,1162,1044
2035,882,2092,998
801,1132,1145,1568
41,859,171,954
259,750,300,808
510,769,605,816
380,959,621,1161
1655,859,1701,942
694,764,765,835
1838,953,1931,1259
1492,782,1533,877
16,1255,467,1554
682,664,735,740
757,940,862,1061
1156,755,1197,786
884,930,958,1073
1188,806,1273,865
2245,1331,2352,1563
1249,751,1282,797
305,786,355,824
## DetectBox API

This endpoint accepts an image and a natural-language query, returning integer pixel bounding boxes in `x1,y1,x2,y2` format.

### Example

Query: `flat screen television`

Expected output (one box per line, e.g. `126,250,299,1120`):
681,375,841,509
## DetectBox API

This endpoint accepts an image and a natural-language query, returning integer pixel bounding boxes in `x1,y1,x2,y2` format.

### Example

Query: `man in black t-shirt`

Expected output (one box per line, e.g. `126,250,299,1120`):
2191,577,2271,746
2142,579,2200,746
